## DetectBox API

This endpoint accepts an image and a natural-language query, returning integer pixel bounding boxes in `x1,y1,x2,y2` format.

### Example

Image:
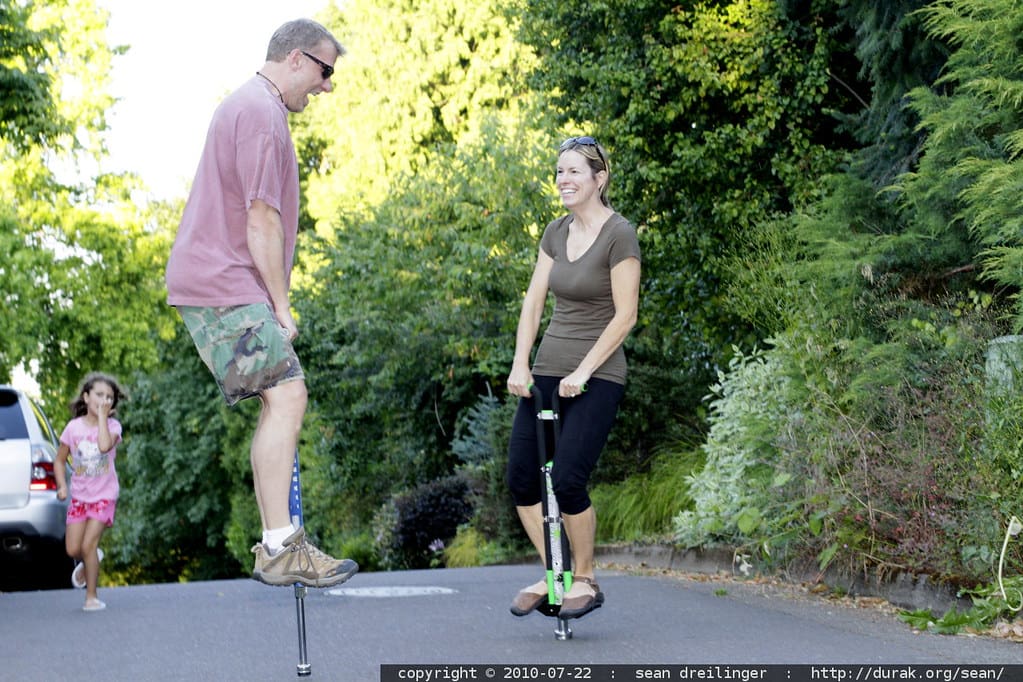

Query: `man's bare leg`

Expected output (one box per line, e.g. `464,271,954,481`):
249,378,358,588
252,379,307,530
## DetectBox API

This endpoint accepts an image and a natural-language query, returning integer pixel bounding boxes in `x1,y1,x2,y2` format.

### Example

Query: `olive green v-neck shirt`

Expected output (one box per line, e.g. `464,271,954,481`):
531,212,641,384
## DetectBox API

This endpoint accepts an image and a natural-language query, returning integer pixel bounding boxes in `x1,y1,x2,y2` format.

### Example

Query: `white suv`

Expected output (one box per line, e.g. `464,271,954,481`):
0,385,71,589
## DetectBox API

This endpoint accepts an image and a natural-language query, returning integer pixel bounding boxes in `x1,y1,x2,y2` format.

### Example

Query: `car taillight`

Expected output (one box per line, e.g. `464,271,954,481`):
30,444,58,491
30,462,57,491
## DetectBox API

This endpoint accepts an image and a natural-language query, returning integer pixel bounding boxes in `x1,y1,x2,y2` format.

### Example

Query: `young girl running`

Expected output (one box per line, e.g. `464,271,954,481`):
54,372,125,611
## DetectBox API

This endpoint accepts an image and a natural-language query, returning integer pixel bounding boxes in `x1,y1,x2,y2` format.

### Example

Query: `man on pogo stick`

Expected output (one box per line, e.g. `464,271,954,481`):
166,18,357,588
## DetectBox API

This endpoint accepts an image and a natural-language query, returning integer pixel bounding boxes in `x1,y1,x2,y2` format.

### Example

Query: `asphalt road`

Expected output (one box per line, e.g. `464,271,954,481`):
2,564,1022,681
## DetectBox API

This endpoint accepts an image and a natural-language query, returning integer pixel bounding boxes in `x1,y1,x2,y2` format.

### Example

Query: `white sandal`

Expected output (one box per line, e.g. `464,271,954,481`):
70,548,104,589
82,598,106,612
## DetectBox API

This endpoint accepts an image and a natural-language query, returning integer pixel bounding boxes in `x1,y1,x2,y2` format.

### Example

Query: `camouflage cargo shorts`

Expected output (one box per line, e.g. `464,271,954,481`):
177,303,304,406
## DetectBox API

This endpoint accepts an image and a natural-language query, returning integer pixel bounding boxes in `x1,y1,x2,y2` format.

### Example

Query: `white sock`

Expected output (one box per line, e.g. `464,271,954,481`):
263,525,295,555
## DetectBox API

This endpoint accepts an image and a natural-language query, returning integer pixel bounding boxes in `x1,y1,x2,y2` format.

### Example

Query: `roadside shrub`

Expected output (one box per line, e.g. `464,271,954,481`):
982,389,1023,525
793,303,1009,581
671,288,1023,586
335,531,385,573
443,526,516,568
673,346,792,549
592,444,703,543
373,474,474,570
764,301,1013,582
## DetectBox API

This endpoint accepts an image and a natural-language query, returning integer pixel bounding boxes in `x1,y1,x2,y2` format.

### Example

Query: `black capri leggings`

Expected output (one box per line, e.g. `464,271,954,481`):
506,375,625,515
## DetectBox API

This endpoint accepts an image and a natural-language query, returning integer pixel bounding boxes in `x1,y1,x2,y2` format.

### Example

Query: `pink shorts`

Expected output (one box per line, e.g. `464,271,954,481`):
66,498,117,527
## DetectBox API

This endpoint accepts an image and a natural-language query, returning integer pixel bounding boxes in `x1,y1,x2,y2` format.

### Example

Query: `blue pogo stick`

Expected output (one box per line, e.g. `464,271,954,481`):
289,452,312,677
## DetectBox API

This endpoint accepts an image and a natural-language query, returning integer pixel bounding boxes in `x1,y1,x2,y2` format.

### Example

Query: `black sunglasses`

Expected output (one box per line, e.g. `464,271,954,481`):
560,136,607,171
301,51,334,80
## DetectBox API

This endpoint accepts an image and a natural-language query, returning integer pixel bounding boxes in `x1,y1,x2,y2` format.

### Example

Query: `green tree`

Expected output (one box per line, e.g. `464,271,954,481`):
0,0,63,150
296,0,538,236
724,0,952,342
0,0,175,412
514,0,847,369
826,0,947,187
288,1,551,547
295,121,554,537
901,0,1023,326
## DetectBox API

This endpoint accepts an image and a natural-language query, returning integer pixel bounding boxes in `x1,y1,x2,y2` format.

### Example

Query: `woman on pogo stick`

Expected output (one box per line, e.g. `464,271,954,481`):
505,136,641,620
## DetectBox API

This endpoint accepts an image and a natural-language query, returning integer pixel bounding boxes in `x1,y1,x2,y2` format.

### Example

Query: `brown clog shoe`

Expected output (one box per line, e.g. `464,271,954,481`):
558,576,604,619
510,578,548,616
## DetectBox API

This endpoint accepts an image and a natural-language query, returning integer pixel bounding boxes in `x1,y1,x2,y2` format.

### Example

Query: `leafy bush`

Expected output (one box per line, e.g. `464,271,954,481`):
673,347,792,549
373,474,474,570
774,302,1013,581
673,268,1023,586
333,531,385,574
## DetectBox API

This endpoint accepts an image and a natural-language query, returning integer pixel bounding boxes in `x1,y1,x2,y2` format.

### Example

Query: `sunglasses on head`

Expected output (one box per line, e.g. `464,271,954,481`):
560,136,607,171
301,51,334,80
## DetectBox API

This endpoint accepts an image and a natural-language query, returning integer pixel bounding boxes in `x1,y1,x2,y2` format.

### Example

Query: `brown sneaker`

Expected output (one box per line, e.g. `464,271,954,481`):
510,578,549,616
252,527,359,588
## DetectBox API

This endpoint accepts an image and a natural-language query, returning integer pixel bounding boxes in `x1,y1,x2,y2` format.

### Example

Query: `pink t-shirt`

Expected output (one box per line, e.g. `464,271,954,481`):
60,416,123,503
165,76,300,306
